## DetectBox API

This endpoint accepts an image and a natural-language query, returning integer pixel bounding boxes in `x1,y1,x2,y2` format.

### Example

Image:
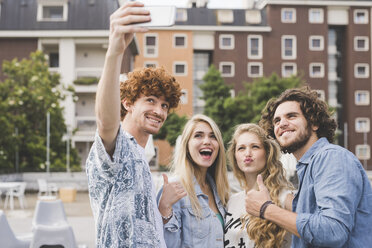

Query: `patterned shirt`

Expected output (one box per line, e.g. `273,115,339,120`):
86,125,166,247
293,138,372,247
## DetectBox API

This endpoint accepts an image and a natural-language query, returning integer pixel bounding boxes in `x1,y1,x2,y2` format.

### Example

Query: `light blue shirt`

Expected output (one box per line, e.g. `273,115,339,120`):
292,138,372,247
157,174,226,248
86,125,166,247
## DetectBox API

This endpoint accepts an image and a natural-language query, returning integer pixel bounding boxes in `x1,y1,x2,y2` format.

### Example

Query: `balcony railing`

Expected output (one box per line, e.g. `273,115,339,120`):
75,116,96,132
48,67,60,74
75,67,102,79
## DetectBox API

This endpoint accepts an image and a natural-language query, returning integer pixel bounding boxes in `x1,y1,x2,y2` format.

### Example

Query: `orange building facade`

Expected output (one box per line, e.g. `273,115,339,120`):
134,30,194,167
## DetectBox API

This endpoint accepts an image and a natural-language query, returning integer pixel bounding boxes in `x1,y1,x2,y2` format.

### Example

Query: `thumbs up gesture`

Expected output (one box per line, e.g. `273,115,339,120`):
158,174,187,220
245,174,271,217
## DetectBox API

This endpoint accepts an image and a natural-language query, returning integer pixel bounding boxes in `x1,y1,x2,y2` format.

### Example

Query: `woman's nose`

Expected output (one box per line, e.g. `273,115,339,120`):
203,136,211,144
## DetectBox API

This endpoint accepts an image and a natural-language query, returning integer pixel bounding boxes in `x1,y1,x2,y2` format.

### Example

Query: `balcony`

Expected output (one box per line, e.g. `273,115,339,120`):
48,67,60,74
74,116,96,138
73,68,102,93
76,67,102,78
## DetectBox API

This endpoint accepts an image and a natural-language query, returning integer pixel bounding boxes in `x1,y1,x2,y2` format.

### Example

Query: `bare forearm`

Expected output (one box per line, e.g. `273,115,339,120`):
95,52,123,151
264,204,300,237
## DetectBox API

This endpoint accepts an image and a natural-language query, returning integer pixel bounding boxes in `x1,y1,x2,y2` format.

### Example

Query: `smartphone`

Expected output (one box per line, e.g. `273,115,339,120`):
132,6,176,27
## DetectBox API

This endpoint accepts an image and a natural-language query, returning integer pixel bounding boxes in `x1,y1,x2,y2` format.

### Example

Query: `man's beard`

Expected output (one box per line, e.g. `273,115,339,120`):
280,124,313,154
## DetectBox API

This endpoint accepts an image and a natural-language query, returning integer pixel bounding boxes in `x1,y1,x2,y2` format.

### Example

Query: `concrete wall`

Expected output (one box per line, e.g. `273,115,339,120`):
75,93,95,116
75,45,106,68
2,170,372,194
0,172,89,191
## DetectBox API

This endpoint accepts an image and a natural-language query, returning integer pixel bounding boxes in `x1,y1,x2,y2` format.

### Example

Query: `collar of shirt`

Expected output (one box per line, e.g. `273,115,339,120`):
193,174,216,196
294,137,329,199
193,174,224,211
297,137,329,166
122,130,136,142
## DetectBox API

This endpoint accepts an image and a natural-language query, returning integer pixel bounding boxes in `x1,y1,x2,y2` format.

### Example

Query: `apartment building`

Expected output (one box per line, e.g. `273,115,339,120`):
1,0,371,170
0,0,138,169
133,0,372,169
257,0,372,170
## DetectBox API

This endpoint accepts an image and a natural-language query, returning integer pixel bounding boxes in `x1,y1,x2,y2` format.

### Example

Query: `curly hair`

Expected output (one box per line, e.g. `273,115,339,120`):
227,123,293,248
120,66,182,120
259,86,337,143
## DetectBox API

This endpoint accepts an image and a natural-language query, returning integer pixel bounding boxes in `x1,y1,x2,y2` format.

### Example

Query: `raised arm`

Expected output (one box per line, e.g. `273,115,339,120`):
95,1,149,155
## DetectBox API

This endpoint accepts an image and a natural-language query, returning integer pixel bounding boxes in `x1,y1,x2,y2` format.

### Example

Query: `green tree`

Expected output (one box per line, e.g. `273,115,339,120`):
154,113,188,146
0,51,80,173
200,66,303,145
244,73,303,123
200,64,232,138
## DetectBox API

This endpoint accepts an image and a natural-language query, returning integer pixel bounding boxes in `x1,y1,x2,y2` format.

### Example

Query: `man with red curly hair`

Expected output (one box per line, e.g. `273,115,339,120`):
86,2,181,247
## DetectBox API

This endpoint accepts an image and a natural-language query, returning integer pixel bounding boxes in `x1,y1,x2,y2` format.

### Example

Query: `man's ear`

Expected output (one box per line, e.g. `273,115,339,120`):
312,124,319,132
122,99,132,112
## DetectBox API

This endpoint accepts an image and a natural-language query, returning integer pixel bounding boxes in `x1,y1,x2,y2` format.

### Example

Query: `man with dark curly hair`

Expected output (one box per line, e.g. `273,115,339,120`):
245,87,372,247
85,2,181,247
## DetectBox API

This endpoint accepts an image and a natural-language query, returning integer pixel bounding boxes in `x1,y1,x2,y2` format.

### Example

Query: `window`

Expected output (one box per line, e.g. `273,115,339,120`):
355,118,370,133
144,61,158,68
355,91,370,105
354,63,369,78
247,35,263,59
44,6,63,19
144,34,158,57
173,62,187,76
309,36,324,51
37,1,68,22
354,36,369,51
281,36,296,59
281,63,297,77
219,34,234,50
248,62,263,77
49,52,59,68
181,89,188,104
309,8,324,23
219,62,235,77
176,9,187,22
309,63,325,78
173,34,187,48
356,145,370,160
354,9,368,24
281,8,296,23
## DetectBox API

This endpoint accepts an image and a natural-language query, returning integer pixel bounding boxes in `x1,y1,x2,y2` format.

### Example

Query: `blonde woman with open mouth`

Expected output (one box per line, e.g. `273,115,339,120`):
157,114,230,247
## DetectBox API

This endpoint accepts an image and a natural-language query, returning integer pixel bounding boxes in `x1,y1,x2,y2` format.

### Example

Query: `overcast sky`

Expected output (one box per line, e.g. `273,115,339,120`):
139,0,246,9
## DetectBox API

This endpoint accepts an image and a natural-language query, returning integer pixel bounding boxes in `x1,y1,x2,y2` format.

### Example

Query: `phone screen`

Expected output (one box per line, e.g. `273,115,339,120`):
132,6,176,27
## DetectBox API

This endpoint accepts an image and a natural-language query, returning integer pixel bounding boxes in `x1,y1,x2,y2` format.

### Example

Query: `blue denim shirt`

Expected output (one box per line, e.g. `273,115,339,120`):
86,126,165,247
157,174,226,248
292,138,372,247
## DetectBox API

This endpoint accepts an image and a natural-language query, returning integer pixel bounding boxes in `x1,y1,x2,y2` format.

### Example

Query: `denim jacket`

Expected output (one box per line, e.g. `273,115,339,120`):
293,138,372,247
157,174,226,248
